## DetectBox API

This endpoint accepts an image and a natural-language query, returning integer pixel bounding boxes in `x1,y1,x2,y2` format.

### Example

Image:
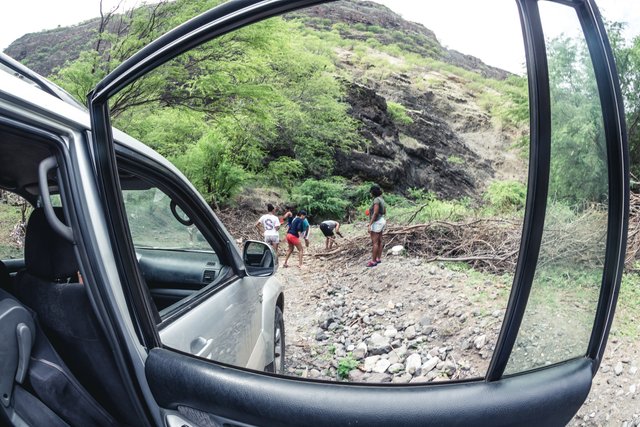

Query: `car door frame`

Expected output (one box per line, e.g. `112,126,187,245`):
114,143,268,369
86,0,627,425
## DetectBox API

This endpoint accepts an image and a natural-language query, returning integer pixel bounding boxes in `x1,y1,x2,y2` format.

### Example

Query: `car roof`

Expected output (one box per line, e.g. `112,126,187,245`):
0,57,192,198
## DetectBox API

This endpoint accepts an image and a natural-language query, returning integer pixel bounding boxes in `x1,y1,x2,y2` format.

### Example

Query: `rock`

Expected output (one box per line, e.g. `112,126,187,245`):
368,333,392,355
615,362,624,376
353,343,368,360
429,267,437,275
405,325,417,340
422,357,439,373
316,331,329,341
364,373,392,383
387,300,395,310
406,353,422,375
474,335,487,350
420,317,432,327
375,308,386,316
364,356,380,372
388,363,405,374
393,345,408,360
389,245,405,256
384,327,398,338
348,370,365,382
392,373,413,383
309,369,321,379
630,384,637,394
630,366,638,376
373,359,391,373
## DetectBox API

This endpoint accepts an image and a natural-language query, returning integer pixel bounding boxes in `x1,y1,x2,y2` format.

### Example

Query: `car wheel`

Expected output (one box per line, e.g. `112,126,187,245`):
272,306,285,374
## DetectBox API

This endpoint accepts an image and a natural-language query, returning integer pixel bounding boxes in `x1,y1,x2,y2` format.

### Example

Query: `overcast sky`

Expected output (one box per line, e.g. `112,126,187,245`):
1,0,639,74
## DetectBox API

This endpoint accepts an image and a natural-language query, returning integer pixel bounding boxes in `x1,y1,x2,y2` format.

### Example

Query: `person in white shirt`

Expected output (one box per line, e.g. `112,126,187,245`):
255,203,281,251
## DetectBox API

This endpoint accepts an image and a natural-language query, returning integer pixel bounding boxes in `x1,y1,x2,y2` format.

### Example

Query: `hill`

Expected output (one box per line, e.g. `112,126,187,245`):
3,0,528,205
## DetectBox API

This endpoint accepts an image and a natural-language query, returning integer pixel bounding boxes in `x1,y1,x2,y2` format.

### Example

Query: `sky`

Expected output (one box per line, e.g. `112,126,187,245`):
1,0,639,75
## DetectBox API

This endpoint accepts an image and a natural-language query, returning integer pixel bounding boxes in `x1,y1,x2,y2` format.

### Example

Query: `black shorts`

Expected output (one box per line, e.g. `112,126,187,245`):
320,223,334,237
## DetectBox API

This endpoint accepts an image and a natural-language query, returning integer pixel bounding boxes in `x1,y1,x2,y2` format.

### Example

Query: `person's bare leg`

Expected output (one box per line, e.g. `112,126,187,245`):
284,243,294,267
370,232,377,262
296,242,304,268
375,233,383,261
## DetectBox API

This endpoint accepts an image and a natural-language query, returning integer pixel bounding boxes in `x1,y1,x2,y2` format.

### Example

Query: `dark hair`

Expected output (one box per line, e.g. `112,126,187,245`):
298,209,307,216
370,185,383,198
267,203,275,212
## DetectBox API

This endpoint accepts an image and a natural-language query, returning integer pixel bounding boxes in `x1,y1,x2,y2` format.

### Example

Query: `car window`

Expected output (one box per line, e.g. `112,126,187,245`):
504,2,609,374
119,176,228,315
0,191,31,259
95,0,531,382
122,187,209,251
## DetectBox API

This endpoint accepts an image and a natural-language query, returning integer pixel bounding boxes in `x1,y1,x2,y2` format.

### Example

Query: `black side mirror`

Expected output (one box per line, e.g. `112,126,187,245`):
242,241,277,277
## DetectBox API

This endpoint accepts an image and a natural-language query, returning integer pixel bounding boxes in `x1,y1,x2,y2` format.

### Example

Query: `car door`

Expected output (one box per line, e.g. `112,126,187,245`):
114,152,267,369
87,0,627,426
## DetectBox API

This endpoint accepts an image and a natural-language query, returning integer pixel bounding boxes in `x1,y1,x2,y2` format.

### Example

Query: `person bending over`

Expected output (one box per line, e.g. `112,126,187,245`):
320,219,342,250
255,203,280,252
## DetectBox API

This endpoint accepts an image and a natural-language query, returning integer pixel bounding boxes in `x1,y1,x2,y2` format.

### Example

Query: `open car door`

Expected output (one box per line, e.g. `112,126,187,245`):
87,0,628,426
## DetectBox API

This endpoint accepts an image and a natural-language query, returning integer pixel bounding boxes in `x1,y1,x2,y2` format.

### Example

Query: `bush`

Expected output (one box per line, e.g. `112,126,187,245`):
386,101,413,125
291,178,350,220
483,180,527,213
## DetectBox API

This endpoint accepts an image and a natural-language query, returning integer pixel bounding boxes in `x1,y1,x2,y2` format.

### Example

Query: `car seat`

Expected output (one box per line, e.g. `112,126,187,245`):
14,207,138,425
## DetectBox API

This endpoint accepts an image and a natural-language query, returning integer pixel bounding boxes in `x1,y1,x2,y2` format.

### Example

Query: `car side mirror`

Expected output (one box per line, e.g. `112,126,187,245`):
243,241,277,277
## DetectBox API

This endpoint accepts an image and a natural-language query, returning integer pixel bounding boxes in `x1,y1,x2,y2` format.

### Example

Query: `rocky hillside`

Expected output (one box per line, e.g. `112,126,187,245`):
4,0,526,200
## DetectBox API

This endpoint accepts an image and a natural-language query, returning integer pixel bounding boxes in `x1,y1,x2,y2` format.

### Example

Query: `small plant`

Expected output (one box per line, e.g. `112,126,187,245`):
328,344,336,355
483,180,527,214
386,101,414,125
448,156,465,165
337,354,359,379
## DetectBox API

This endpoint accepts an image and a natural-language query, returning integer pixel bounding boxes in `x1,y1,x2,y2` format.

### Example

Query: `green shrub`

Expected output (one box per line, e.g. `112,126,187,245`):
386,101,413,125
337,355,359,379
447,156,465,165
265,157,305,194
483,180,527,213
291,178,350,220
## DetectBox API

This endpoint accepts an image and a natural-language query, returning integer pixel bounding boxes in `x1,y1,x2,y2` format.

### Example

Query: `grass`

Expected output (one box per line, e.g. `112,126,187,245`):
337,354,359,379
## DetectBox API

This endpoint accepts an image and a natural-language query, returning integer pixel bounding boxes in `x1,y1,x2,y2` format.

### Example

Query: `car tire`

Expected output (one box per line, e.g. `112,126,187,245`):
268,306,285,374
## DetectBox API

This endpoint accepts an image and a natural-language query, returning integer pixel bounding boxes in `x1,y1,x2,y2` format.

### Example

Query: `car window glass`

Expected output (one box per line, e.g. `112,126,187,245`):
504,1,608,375
122,187,209,250
92,0,532,382
0,191,30,259
119,180,225,316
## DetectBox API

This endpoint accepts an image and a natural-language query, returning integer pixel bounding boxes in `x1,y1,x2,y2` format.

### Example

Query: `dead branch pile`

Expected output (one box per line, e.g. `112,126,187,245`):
221,192,640,274
626,192,640,268
316,219,522,274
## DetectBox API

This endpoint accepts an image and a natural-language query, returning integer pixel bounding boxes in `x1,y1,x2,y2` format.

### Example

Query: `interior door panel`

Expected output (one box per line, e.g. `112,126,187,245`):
147,348,592,427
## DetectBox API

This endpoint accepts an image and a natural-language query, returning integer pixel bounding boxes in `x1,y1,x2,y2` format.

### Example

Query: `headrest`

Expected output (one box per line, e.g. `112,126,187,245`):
24,208,78,281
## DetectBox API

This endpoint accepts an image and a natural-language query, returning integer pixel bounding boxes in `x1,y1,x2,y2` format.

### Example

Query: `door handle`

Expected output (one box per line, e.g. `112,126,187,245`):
190,337,214,358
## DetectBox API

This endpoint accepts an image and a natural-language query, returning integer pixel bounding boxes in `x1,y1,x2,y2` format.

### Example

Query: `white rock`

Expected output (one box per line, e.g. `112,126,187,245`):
615,361,624,376
373,359,391,374
388,363,405,374
474,335,487,350
422,357,439,373
364,356,380,372
384,327,398,338
405,353,422,375
390,245,405,256
404,325,417,340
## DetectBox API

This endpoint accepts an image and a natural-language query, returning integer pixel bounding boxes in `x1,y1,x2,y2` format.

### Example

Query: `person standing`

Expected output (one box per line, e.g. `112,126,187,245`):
320,220,342,250
284,210,307,269
367,185,386,267
255,203,280,252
